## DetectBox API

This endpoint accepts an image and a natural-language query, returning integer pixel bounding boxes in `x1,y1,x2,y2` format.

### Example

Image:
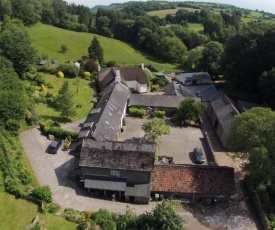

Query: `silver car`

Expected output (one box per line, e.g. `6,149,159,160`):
194,148,205,164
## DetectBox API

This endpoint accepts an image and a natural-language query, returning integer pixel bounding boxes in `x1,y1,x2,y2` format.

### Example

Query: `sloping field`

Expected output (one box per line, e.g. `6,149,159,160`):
26,23,179,72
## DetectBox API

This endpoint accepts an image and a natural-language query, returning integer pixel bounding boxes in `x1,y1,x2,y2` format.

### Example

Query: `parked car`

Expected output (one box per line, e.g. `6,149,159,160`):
194,148,205,164
48,139,62,154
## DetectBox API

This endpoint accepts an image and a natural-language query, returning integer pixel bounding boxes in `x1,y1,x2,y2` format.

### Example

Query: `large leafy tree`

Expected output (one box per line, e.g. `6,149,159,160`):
259,68,275,109
172,98,204,123
142,118,170,143
198,41,224,79
229,107,275,191
54,81,76,119
88,36,104,65
222,22,275,92
0,21,38,77
137,200,185,230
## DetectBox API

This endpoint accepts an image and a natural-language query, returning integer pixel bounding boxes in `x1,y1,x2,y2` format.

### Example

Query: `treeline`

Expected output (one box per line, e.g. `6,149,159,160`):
0,0,93,31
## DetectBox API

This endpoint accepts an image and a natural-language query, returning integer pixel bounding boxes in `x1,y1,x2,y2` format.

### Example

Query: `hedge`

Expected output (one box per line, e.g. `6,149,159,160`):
129,107,146,118
151,110,165,118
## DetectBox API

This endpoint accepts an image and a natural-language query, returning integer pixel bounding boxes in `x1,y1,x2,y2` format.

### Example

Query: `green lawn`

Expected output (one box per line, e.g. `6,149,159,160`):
26,23,179,72
40,213,77,230
188,23,204,32
34,73,93,122
241,17,275,24
0,170,38,230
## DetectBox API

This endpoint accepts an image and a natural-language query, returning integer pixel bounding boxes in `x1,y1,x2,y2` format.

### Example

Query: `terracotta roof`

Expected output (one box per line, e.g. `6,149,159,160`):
79,139,156,171
129,94,199,108
151,165,234,195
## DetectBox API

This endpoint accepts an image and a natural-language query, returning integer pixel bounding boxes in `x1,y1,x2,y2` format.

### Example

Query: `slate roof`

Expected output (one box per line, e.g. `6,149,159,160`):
151,165,235,195
84,174,127,191
78,82,130,141
164,81,217,101
237,100,261,113
125,183,151,198
209,91,239,137
79,139,156,171
98,67,148,91
129,94,198,108
175,72,211,85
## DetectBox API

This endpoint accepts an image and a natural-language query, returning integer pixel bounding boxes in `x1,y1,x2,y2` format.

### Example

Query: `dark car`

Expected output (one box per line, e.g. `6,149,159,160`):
194,148,205,164
48,139,62,154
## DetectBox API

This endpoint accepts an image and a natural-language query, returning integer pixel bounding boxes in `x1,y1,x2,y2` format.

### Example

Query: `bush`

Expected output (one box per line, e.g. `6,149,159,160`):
32,185,52,203
57,71,64,78
45,127,78,139
31,223,41,230
44,202,60,213
151,84,160,92
46,82,54,89
63,208,82,223
41,84,47,92
151,110,165,118
106,60,117,67
57,64,78,78
91,209,116,229
83,71,91,80
129,107,146,118
60,44,68,53
5,119,20,134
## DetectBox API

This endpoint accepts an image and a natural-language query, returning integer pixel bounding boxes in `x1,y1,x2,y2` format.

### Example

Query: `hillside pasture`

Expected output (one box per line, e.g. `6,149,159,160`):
26,23,179,72
147,7,200,18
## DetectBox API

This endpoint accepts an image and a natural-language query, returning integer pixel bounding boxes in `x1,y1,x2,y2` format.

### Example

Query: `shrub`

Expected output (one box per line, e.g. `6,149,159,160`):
44,202,60,213
41,84,47,92
151,110,165,118
57,71,64,78
91,209,116,229
106,60,117,67
45,127,78,139
5,119,20,134
60,44,68,53
31,223,41,230
83,71,91,80
46,82,54,89
57,64,78,78
33,74,46,85
129,107,146,118
4,176,24,197
63,208,82,223
151,84,160,91
32,185,52,203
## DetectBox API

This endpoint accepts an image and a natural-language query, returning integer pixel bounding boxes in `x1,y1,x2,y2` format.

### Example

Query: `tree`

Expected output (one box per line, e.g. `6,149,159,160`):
0,21,38,77
187,46,204,70
157,36,187,63
88,36,104,65
172,98,204,124
198,41,224,79
0,56,26,123
54,81,76,119
229,107,275,191
137,200,185,230
259,68,275,109
142,118,170,143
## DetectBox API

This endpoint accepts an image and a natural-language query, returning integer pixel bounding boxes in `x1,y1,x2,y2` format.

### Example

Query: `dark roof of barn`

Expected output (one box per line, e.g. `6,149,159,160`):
209,91,239,137
129,94,195,108
78,82,130,141
151,165,235,195
175,72,211,84
79,139,156,171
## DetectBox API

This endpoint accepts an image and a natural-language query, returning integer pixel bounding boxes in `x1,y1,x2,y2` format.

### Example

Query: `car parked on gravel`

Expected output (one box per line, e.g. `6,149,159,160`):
194,147,205,164
48,139,62,154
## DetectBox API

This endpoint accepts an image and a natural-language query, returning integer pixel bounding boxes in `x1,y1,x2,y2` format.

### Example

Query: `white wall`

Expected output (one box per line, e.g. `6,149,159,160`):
126,80,138,90
138,83,148,93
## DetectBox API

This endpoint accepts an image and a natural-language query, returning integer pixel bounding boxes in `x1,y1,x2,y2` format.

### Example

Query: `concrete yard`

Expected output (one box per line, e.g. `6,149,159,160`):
119,117,207,165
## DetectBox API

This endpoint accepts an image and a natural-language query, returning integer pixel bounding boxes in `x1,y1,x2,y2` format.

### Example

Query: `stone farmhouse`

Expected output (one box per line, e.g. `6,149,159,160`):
77,69,235,204
98,66,149,93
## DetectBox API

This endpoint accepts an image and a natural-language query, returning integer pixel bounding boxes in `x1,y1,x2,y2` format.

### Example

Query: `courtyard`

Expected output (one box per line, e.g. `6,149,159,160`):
119,117,208,165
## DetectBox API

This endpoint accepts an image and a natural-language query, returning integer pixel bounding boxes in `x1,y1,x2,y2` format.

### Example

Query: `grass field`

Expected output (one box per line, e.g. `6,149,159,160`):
241,17,275,24
188,23,204,32
26,23,179,72
33,73,93,122
147,7,199,18
0,171,38,230
40,213,77,230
